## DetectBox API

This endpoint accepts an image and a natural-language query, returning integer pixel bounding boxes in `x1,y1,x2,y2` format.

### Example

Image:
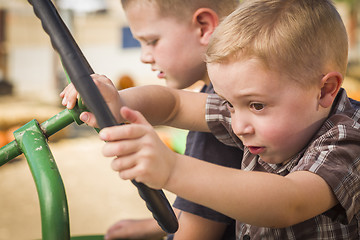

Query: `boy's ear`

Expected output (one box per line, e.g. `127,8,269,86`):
318,72,343,108
192,8,219,45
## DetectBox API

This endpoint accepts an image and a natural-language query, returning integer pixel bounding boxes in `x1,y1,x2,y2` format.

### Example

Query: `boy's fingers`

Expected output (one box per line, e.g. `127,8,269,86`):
91,73,113,86
105,227,124,240
99,123,147,142
99,107,151,142
118,164,143,181
102,139,139,158
59,83,72,96
79,112,99,128
60,83,79,109
111,155,137,172
60,82,75,97
120,106,150,125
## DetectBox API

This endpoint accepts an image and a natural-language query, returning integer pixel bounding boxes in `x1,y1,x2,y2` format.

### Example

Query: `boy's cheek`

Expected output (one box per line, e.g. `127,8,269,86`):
257,126,288,148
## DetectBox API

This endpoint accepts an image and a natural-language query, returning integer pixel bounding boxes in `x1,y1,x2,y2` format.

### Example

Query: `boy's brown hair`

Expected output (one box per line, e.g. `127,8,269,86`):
121,0,239,22
206,0,348,88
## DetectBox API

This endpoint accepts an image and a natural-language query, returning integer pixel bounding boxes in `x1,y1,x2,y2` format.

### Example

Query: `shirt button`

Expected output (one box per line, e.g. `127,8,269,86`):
243,235,250,240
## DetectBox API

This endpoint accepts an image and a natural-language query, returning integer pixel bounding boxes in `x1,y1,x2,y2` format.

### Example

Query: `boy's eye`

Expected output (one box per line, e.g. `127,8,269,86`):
250,103,265,111
146,39,158,46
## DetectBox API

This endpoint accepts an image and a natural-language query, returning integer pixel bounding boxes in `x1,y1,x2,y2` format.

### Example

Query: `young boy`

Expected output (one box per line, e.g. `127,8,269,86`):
62,0,360,239
62,0,242,239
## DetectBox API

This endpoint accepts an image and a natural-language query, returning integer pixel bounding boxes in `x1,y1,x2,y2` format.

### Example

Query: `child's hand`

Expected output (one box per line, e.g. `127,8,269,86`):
59,82,79,110
59,74,124,126
100,106,177,190
105,218,164,240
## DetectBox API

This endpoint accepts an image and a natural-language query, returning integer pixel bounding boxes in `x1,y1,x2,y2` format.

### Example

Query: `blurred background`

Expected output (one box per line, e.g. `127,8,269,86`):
0,0,359,239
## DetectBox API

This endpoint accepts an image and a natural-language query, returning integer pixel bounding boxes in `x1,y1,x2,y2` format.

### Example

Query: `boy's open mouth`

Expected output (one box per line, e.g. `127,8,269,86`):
247,146,265,155
157,71,165,79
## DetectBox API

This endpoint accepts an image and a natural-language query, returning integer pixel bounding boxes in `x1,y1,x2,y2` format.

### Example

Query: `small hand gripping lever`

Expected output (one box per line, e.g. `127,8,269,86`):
27,0,178,234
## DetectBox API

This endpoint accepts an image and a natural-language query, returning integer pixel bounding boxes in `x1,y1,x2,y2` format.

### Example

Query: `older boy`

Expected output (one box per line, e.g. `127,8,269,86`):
63,0,360,239
63,0,242,239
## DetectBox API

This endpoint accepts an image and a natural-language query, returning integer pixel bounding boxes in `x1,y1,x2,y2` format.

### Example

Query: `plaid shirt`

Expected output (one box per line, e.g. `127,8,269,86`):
206,88,360,239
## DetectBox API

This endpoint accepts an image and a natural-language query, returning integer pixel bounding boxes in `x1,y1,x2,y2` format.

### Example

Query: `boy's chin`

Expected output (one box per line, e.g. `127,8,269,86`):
165,79,186,89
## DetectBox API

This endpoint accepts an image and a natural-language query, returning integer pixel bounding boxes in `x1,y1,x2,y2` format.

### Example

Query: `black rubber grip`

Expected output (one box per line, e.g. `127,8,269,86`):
27,0,178,233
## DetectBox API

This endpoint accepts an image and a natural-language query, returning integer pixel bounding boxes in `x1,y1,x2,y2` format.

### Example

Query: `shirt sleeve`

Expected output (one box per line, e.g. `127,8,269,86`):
293,116,360,224
206,93,243,149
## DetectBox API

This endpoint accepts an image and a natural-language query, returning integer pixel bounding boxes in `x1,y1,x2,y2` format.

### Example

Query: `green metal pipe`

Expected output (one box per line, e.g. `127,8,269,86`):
0,105,83,166
14,120,70,240
41,107,83,137
0,140,21,166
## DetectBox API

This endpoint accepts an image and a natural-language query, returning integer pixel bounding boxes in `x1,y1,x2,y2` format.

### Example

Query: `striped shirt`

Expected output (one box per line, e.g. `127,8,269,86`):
206,88,360,239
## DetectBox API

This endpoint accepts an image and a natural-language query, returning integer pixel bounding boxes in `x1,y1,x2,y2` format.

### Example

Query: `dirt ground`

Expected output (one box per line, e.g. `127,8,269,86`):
0,97,176,240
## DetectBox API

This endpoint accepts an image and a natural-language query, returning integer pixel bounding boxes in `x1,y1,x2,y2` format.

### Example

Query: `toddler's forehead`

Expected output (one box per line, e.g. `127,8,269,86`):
126,1,186,22
124,1,160,17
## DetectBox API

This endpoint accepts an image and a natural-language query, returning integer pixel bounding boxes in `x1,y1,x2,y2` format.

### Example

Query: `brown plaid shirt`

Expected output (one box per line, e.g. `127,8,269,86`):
206,88,360,239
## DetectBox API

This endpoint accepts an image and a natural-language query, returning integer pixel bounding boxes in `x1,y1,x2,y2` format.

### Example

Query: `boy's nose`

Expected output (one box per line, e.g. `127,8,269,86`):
231,114,254,137
140,48,154,64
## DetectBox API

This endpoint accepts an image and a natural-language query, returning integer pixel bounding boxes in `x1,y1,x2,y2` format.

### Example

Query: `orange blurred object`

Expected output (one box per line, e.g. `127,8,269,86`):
116,75,135,90
6,126,17,143
348,90,360,101
0,131,7,147
157,131,174,151
0,126,20,148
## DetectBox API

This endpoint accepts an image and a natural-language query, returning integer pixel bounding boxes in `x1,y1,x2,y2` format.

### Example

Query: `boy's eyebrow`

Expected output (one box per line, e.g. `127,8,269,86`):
215,91,263,101
134,33,158,41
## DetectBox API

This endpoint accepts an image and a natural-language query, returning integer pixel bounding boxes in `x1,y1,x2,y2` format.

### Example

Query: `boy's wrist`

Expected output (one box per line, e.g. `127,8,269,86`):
164,153,190,194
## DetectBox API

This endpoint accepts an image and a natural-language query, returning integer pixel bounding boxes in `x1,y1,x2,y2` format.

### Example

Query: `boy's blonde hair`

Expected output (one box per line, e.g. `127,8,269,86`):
121,0,239,22
206,0,348,87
